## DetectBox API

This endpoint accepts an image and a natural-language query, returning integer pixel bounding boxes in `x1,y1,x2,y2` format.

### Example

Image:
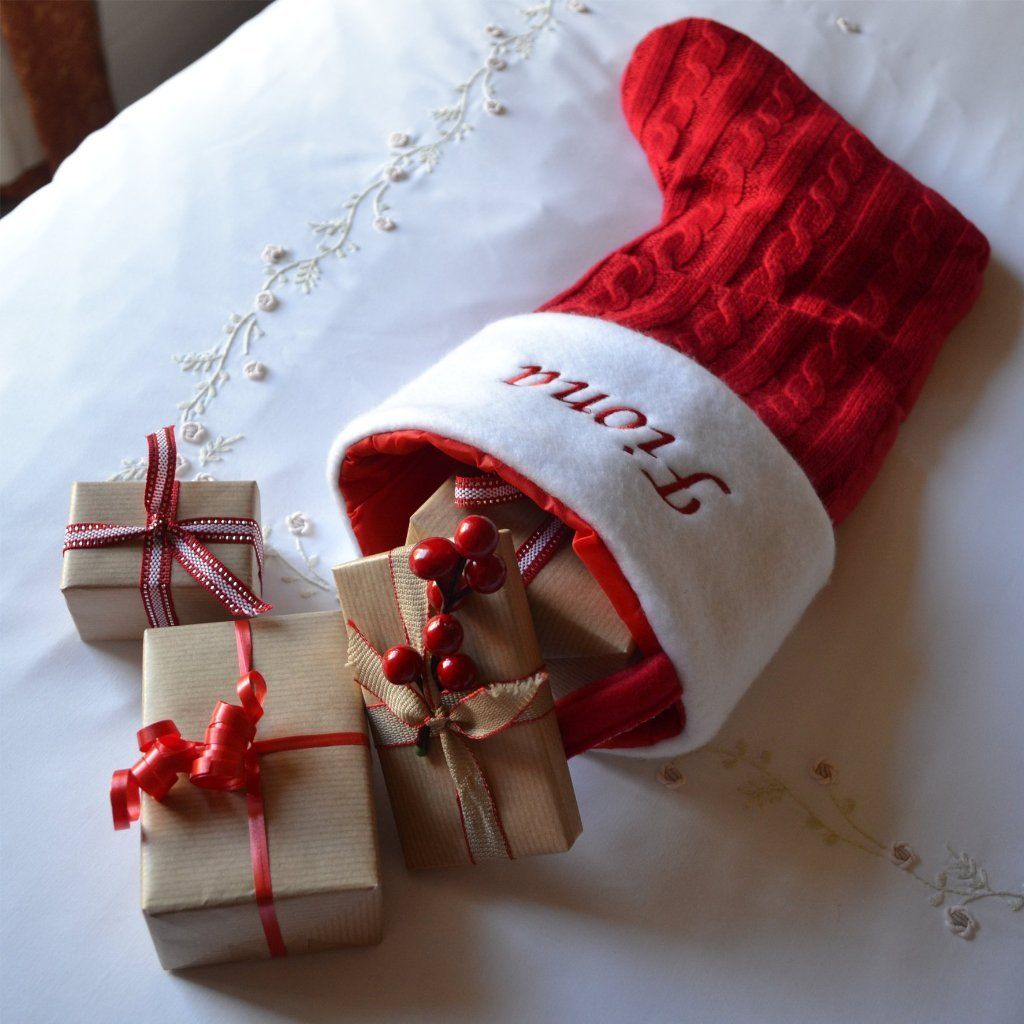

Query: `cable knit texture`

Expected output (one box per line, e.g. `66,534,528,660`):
540,18,990,523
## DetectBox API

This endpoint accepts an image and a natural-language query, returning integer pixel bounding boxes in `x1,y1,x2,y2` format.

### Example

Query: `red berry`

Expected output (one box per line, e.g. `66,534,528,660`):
426,579,465,613
382,645,423,686
422,614,464,656
436,652,478,692
453,515,499,559
464,554,507,594
408,537,460,581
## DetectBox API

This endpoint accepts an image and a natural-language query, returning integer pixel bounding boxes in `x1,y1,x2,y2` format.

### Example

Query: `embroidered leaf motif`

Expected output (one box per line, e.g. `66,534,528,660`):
178,371,228,417
198,435,244,466
431,106,460,127
294,259,322,294
108,457,149,482
738,777,786,807
175,345,226,373
515,33,535,58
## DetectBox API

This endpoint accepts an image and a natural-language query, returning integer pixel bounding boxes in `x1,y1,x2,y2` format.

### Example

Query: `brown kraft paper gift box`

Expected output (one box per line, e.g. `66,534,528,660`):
407,477,635,697
333,532,582,870
62,480,264,641
135,611,381,969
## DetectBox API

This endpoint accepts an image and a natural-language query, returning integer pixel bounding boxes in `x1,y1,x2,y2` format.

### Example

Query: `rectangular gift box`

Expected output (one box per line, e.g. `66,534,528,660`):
407,477,635,696
139,611,381,969
62,480,263,641
333,532,581,870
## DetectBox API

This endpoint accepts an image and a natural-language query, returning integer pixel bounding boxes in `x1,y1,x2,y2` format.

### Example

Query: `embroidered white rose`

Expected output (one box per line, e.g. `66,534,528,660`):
243,361,267,381
944,905,978,940
888,841,918,871
657,762,686,790
180,421,207,444
255,290,278,312
285,512,311,536
261,245,286,264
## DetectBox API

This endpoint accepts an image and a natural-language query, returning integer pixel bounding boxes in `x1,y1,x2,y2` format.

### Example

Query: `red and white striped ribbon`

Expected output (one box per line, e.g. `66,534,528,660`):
452,472,570,586
453,473,523,508
63,426,270,628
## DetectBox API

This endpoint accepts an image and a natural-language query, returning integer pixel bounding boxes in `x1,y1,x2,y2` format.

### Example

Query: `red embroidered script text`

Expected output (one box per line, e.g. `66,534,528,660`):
503,366,730,516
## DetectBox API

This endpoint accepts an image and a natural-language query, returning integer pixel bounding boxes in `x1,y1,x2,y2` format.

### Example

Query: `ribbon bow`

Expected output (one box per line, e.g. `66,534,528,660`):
347,549,553,863
111,619,369,957
64,425,271,628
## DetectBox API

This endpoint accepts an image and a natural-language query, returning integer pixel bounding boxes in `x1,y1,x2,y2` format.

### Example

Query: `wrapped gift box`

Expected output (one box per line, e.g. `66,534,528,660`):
407,476,636,696
132,611,381,969
62,480,264,641
334,532,581,869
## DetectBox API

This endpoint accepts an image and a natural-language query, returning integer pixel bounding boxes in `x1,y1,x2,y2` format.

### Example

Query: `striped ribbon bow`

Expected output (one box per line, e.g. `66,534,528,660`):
64,426,270,627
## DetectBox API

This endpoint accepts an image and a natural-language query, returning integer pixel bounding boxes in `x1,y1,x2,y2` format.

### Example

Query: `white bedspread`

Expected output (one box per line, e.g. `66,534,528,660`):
1,2,1021,1021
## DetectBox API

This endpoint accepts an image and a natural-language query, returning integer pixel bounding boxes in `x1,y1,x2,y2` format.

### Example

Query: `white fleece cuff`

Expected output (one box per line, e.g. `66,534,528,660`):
329,313,835,754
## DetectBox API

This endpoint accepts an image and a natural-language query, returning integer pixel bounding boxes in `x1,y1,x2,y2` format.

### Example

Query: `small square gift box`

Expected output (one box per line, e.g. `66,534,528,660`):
110,611,382,969
407,474,635,695
62,425,269,641
334,525,581,870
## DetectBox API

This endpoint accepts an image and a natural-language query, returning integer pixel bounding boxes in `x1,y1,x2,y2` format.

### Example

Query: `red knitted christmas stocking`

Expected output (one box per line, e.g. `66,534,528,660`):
541,18,989,524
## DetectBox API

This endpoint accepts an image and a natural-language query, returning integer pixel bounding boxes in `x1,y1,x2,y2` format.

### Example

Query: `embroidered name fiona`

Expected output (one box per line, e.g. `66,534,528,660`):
502,366,731,515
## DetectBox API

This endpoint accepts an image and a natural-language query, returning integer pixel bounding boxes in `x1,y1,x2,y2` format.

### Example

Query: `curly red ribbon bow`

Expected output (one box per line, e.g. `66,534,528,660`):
64,425,271,628
111,619,369,958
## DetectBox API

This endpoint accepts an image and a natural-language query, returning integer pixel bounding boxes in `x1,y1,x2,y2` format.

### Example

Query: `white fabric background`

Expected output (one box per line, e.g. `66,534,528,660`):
1,1,1021,1022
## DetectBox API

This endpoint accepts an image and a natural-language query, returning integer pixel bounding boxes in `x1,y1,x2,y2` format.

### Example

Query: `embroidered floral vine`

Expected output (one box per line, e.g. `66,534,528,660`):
661,740,1024,942
112,0,585,597
263,514,333,597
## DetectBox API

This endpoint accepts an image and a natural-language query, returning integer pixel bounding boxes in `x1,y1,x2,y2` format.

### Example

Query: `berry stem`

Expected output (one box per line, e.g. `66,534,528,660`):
441,555,467,610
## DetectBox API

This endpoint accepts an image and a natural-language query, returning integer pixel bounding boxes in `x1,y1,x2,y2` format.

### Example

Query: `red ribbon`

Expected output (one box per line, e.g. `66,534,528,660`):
64,426,271,628
111,619,370,958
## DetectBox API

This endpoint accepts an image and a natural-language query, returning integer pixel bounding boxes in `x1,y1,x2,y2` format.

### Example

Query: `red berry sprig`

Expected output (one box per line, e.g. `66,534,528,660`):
403,514,509,756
